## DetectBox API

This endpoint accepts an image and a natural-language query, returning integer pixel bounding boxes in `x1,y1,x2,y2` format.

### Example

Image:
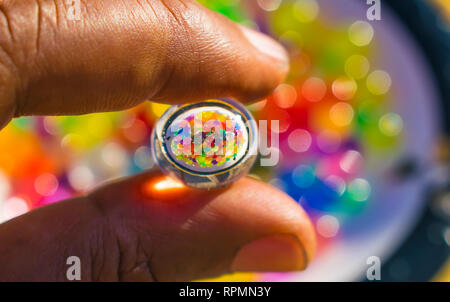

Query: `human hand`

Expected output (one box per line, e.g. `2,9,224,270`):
0,0,315,281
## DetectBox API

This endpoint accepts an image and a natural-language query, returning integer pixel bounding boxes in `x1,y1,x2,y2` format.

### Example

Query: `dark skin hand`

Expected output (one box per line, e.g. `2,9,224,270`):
0,0,316,281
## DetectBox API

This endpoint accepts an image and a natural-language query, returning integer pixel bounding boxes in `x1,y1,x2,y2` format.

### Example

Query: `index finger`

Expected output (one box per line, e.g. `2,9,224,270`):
0,0,288,129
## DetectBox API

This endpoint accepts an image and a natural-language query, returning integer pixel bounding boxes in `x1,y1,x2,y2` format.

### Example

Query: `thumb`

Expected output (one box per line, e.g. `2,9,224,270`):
90,172,315,281
0,171,316,281
0,0,288,127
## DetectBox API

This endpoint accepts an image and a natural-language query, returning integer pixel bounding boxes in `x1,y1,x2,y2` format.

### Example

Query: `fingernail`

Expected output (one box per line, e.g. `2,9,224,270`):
231,234,308,272
239,25,289,71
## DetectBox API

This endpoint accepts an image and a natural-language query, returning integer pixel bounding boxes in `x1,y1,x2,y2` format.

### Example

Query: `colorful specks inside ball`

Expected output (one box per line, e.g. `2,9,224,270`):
164,104,249,173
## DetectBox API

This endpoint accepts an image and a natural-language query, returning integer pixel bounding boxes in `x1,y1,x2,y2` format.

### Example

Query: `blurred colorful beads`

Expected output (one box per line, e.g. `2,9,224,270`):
68,165,95,192
324,175,346,196
293,0,319,23
339,150,363,175
1,197,29,222
345,55,371,79
329,102,355,127
317,130,342,153
367,70,392,95
273,84,298,108
348,21,374,46
169,109,246,169
379,112,403,136
292,164,316,188
134,146,154,170
347,178,371,202
34,173,59,197
332,77,358,101
0,0,407,282
288,129,312,152
316,215,340,238
257,0,282,12
301,77,327,102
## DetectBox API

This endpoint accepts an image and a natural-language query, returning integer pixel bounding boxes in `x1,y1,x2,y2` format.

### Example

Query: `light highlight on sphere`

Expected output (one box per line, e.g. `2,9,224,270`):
301,77,327,102
34,173,59,196
288,129,312,152
329,102,354,127
332,77,357,101
316,215,340,238
345,55,370,79
348,21,374,46
348,178,371,202
366,70,392,95
273,84,298,108
293,0,319,23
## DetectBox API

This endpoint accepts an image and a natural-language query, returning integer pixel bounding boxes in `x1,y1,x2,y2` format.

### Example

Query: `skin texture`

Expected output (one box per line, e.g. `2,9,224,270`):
0,0,316,281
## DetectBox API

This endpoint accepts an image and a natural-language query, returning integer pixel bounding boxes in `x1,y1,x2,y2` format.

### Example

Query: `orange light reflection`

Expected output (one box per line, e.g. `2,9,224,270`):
153,177,185,191
142,175,187,200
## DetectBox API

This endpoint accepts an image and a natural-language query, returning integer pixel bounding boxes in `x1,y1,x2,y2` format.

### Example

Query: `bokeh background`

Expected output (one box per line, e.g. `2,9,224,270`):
0,0,448,281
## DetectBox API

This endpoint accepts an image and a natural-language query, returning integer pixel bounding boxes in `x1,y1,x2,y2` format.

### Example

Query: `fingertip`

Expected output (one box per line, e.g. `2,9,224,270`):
88,172,316,279
151,6,290,105
238,25,290,75
226,25,291,103
212,178,316,272
231,234,308,272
